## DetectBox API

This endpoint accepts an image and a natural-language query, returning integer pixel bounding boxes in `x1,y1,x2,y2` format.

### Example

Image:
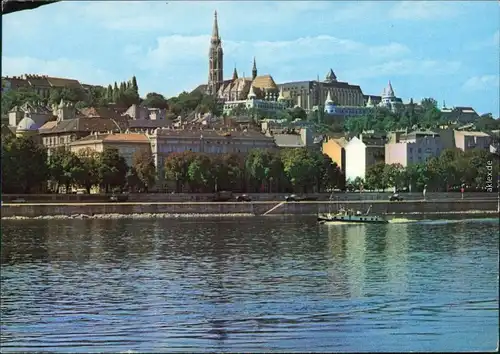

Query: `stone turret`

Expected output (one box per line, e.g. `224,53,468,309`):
247,85,256,100
324,91,336,114
56,99,76,121
277,87,285,101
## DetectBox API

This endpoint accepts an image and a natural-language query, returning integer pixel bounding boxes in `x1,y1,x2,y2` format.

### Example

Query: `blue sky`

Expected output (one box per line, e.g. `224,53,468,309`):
2,1,499,116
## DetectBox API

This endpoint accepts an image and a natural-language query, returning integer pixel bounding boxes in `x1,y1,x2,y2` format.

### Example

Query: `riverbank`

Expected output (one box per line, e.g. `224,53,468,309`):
2,210,497,221
1,200,498,219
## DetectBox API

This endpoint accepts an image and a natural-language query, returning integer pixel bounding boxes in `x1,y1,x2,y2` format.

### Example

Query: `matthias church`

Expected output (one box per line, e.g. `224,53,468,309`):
194,11,403,117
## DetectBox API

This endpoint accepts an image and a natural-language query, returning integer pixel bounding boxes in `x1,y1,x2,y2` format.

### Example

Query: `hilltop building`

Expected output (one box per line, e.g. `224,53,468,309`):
1,74,101,98
278,70,366,112
193,12,287,116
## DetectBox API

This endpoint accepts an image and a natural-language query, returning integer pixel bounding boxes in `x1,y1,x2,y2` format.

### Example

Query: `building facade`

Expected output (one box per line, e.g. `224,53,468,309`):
278,69,365,112
69,133,151,167
345,135,385,181
2,74,90,99
454,131,492,151
148,127,276,188
322,136,347,173
385,131,443,167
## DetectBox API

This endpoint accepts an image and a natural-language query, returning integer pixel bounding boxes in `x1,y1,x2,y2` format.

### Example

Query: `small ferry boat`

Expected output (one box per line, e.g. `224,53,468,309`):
318,205,388,224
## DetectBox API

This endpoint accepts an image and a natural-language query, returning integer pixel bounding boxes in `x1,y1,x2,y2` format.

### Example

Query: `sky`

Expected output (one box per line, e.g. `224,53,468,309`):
2,1,499,116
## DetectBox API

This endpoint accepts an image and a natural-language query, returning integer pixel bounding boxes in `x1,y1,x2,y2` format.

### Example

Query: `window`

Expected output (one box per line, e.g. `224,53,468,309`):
418,148,422,153
409,147,413,153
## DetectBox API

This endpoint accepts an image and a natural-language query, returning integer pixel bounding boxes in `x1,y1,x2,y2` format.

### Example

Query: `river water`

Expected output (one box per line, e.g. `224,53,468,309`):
1,217,498,352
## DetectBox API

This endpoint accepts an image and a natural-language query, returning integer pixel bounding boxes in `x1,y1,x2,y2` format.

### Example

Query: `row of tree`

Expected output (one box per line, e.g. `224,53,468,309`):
349,148,499,192
1,135,156,194
1,80,224,120
342,98,500,135
163,148,345,193
1,134,345,194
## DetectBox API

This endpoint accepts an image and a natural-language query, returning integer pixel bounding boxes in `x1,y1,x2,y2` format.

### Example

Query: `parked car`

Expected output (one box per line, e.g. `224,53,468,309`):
236,194,252,202
285,194,318,202
109,194,129,202
389,193,404,201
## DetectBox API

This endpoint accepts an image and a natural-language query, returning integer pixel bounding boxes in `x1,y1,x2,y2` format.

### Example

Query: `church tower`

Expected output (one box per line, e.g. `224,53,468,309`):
252,57,258,80
208,11,223,96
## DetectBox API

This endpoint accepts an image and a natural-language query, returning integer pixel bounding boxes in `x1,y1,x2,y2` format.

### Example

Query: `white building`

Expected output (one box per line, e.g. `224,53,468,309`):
345,134,385,181
223,86,287,116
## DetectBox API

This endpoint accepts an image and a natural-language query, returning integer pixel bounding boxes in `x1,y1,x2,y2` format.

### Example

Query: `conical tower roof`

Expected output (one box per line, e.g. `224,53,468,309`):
211,11,220,40
325,91,334,105
386,81,394,97
278,87,285,101
325,68,337,82
232,66,238,80
247,85,257,99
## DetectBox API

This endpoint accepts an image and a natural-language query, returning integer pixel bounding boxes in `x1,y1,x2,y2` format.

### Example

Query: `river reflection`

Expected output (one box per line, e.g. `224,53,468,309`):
1,217,498,352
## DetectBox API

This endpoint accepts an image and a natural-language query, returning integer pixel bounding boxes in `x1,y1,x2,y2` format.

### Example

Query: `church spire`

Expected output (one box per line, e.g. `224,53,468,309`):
252,57,257,80
208,10,223,96
232,65,238,80
211,11,220,41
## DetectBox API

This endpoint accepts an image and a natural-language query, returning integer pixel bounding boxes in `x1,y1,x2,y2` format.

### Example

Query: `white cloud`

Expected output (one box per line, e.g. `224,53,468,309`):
129,34,411,72
463,75,499,91
390,1,461,20
345,59,462,79
1,56,115,86
79,1,385,33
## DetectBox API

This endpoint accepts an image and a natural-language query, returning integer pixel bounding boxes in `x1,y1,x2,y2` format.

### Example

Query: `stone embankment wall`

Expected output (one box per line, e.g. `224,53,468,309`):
2,192,498,203
1,200,497,218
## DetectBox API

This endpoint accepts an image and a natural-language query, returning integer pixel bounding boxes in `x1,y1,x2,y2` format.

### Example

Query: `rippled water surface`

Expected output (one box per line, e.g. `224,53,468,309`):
1,217,498,352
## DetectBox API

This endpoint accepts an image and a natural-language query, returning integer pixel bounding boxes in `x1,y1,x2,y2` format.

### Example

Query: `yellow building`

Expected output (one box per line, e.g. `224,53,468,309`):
69,133,151,167
322,136,348,173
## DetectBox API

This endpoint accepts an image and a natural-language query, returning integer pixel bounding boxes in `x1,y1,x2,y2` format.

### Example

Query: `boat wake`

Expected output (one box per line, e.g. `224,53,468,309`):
388,218,418,224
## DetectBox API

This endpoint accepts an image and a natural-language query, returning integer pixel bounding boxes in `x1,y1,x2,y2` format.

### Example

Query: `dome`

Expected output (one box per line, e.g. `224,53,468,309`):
16,117,39,131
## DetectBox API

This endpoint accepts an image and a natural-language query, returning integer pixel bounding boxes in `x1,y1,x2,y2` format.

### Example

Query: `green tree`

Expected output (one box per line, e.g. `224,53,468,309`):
404,163,430,192
1,88,44,115
126,168,142,192
475,115,500,131
365,162,387,191
213,153,244,191
1,136,48,193
245,148,280,192
113,82,119,102
131,76,139,93
290,107,307,120
142,92,169,109
280,148,318,193
164,151,196,192
187,153,214,192
48,147,84,193
98,147,128,193
383,163,405,191
75,147,100,193
132,149,156,192
317,154,344,191
106,84,113,101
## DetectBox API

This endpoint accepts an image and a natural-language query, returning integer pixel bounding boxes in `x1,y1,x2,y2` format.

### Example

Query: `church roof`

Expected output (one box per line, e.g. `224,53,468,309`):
251,74,278,90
